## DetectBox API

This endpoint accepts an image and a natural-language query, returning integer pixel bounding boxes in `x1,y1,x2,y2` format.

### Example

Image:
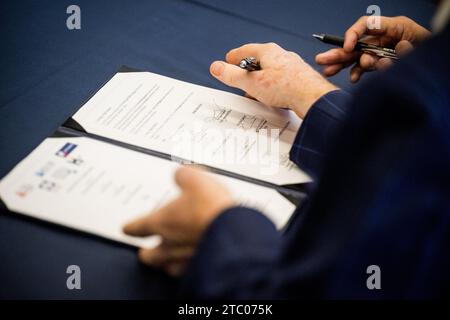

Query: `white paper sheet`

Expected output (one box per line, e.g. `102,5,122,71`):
0,137,296,248
72,72,311,185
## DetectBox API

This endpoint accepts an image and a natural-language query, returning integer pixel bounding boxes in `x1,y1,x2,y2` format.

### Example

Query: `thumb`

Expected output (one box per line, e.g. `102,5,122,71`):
174,166,221,193
123,204,169,237
395,40,414,57
123,196,185,238
210,61,250,92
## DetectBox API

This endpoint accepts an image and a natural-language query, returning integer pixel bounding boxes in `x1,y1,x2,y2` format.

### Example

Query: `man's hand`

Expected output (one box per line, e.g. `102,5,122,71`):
210,43,338,119
316,16,430,82
123,166,234,277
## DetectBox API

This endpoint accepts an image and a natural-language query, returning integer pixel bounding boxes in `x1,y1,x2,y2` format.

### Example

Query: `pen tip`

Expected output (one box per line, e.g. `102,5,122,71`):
312,34,323,40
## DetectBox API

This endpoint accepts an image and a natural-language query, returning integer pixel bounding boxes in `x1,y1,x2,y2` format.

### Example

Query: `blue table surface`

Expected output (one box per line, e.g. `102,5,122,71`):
0,0,435,299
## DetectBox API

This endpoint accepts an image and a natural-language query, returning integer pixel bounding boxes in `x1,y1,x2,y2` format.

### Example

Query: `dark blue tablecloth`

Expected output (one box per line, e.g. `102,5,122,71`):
0,0,435,299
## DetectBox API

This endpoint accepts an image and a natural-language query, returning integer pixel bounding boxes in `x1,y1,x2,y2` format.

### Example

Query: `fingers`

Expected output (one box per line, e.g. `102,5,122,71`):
123,213,158,237
123,200,176,237
225,43,263,64
365,40,413,71
320,40,411,82
211,43,285,91
321,52,380,81
344,16,369,52
322,64,344,77
316,49,376,78
225,42,281,65
124,166,231,243
316,48,359,65
350,64,364,83
359,53,378,70
344,16,388,52
395,40,414,57
375,58,393,70
210,61,251,91
139,243,193,277
174,165,220,193
138,243,194,267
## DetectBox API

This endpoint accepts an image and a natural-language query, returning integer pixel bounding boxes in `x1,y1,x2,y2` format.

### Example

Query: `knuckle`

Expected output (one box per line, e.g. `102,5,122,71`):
396,15,412,25
243,42,258,48
241,43,258,52
359,15,369,23
344,29,354,37
287,51,299,58
334,49,344,58
267,42,280,49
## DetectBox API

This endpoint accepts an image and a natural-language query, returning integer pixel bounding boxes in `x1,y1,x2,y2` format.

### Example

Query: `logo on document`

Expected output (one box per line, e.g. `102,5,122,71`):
56,143,77,158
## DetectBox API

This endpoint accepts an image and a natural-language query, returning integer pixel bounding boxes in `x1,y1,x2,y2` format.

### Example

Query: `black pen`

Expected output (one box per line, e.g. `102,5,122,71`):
312,33,398,60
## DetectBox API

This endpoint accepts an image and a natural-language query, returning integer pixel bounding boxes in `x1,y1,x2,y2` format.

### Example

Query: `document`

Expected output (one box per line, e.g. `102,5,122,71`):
72,72,310,185
0,136,296,248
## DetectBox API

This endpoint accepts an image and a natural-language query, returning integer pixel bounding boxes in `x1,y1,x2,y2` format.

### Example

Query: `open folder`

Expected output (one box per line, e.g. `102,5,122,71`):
0,66,311,248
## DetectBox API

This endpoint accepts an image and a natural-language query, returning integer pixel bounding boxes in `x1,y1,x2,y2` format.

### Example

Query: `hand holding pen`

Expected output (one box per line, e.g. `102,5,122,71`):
312,34,398,60
315,16,430,82
210,43,338,119
210,16,430,118
238,17,429,82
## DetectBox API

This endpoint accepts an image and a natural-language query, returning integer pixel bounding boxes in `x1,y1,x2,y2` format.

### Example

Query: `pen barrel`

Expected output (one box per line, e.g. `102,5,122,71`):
322,35,379,51
319,34,398,60
322,34,345,47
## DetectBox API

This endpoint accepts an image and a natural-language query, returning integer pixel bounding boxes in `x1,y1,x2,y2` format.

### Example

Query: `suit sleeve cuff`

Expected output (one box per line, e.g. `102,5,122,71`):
290,90,352,177
180,206,280,298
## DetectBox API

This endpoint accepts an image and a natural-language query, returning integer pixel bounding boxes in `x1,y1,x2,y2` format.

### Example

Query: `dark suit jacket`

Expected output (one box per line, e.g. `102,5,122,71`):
180,24,450,299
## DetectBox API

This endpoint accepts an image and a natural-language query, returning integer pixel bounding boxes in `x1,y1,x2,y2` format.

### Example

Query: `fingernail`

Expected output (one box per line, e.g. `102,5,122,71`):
211,62,224,77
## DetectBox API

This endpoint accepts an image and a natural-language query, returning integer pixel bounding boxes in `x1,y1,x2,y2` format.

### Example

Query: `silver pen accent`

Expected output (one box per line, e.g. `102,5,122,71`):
313,33,398,60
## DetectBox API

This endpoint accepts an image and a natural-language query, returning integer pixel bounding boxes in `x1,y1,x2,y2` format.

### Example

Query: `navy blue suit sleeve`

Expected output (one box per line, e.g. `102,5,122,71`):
179,206,280,299
289,90,352,177
179,26,450,299
179,91,353,299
